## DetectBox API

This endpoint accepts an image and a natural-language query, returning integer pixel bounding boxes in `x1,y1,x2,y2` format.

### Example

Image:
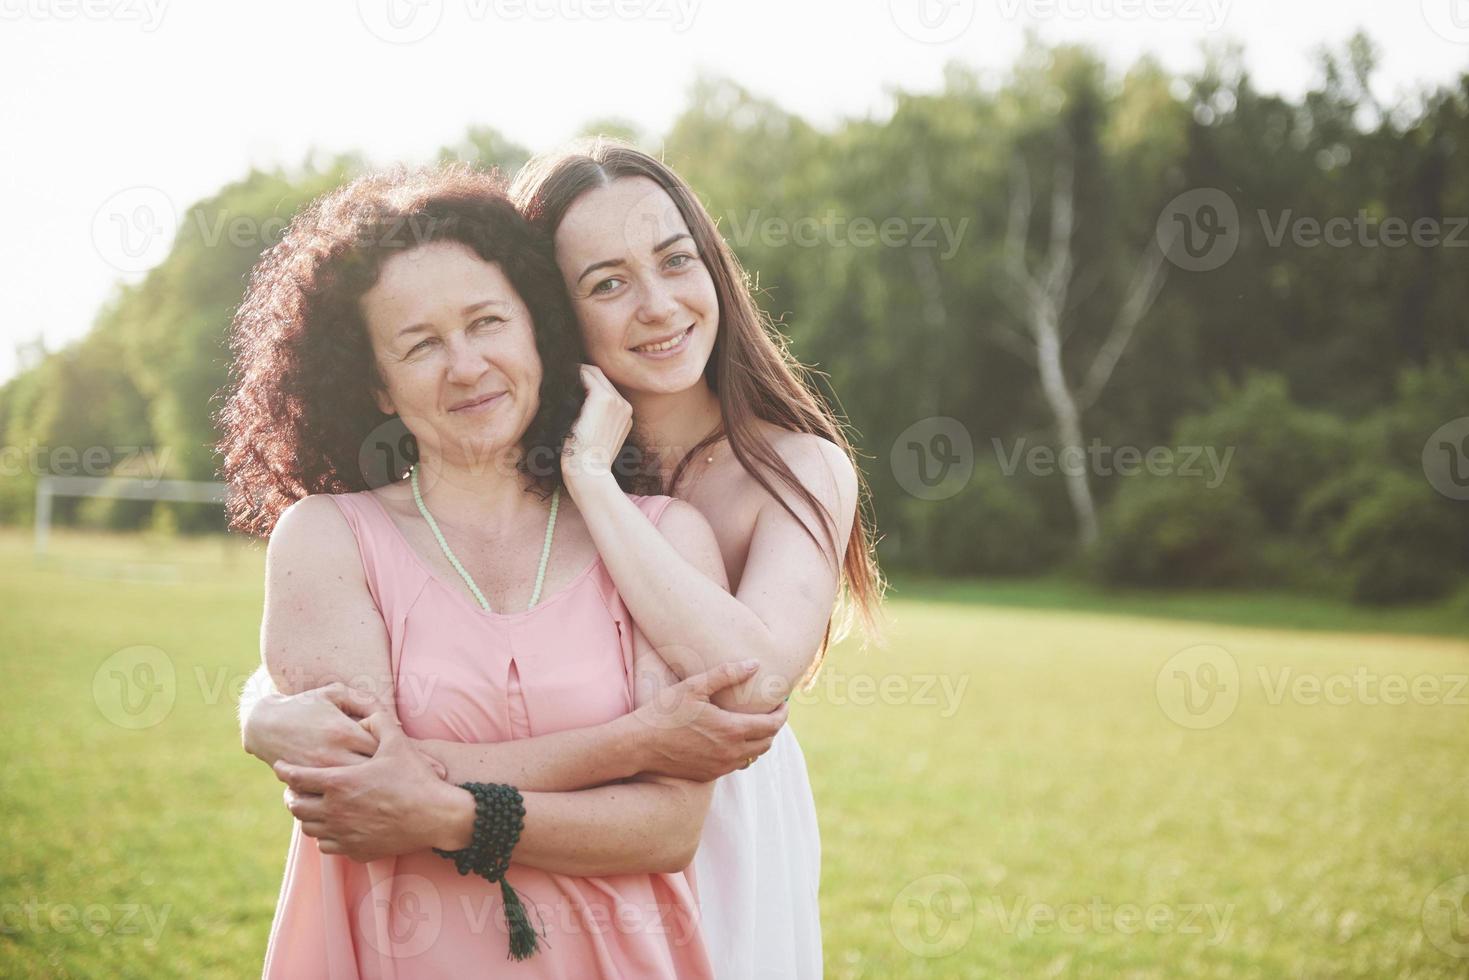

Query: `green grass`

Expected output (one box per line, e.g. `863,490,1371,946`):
2,528,1467,977
890,573,1469,638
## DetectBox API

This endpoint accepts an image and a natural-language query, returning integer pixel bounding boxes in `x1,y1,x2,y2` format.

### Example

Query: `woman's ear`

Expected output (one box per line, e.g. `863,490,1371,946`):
373,386,395,416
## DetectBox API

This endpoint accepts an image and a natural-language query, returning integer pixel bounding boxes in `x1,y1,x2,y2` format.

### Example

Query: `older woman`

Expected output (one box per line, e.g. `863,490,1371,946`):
219,168,742,977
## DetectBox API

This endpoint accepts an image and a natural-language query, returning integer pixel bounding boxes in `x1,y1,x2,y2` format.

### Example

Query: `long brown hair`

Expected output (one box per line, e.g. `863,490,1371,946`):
511,139,884,670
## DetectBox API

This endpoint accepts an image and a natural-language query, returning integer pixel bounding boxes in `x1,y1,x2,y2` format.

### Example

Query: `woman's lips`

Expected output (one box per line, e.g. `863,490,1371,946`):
631,325,694,359
449,392,507,413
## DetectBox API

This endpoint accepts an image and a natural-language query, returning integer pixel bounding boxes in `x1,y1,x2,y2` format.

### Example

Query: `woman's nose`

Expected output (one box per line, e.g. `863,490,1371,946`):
635,278,679,324
444,337,487,385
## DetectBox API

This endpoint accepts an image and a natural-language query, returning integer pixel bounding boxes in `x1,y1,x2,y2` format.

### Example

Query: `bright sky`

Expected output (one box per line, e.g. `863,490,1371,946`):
1,0,1465,383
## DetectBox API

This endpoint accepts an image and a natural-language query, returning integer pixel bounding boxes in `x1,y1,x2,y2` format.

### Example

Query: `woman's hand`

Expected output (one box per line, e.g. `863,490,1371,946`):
563,364,633,490
632,661,790,781
242,682,385,769
274,710,462,863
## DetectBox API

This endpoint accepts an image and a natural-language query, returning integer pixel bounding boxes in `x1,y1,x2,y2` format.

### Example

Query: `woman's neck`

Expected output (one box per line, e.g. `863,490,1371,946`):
625,382,725,482
412,449,542,534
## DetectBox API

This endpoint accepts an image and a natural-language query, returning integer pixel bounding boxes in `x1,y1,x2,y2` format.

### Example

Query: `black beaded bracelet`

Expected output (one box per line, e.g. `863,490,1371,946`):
433,782,542,960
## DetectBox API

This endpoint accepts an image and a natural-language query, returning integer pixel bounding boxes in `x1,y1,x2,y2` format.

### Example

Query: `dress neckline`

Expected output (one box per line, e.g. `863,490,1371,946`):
358,489,603,622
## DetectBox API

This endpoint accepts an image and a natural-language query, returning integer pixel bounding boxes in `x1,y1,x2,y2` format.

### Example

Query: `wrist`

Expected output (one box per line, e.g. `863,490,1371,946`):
430,781,476,851
616,711,656,778
564,466,620,504
240,692,281,761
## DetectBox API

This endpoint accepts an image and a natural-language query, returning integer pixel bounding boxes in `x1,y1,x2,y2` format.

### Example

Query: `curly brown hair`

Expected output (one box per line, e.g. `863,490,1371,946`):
217,165,605,538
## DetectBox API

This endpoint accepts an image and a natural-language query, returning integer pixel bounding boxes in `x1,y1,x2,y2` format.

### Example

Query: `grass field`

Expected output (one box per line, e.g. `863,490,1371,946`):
2,528,1467,978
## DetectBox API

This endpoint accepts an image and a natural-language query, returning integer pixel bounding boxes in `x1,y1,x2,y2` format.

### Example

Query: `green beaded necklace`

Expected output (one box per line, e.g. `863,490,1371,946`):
410,464,559,613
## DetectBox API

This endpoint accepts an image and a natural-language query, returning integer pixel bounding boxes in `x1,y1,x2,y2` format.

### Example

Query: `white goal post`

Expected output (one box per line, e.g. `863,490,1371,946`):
33,475,228,556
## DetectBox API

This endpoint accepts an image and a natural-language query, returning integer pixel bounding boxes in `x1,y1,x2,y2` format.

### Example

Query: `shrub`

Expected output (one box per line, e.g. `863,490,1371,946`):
893,465,1062,576
1331,470,1467,604
1091,474,1263,587
1173,373,1356,531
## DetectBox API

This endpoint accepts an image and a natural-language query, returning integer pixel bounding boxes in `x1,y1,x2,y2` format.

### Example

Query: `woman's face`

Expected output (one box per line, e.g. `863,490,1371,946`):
553,176,719,396
361,240,543,470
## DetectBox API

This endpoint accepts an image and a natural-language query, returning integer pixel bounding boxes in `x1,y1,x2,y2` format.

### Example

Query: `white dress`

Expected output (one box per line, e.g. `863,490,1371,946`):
692,722,823,979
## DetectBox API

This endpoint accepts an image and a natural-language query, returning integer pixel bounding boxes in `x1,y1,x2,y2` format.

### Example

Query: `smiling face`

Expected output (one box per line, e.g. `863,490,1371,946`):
553,176,719,396
361,240,543,470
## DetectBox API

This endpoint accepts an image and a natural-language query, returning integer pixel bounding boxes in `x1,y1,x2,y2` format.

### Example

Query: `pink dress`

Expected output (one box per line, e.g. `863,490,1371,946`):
262,490,713,980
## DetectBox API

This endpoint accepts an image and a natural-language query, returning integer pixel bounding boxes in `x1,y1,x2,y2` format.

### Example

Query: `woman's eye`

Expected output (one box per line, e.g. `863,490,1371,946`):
406,337,436,357
665,253,694,270
590,277,623,296
471,315,505,331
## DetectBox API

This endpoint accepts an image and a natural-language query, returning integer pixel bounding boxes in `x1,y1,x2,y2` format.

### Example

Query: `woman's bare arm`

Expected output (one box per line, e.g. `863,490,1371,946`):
269,493,717,872
567,412,859,713
283,649,713,876
242,661,782,787
242,660,651,789
436,618,716,875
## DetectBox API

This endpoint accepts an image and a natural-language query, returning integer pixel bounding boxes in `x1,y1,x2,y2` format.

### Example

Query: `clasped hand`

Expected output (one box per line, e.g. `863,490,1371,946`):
272,709,459,863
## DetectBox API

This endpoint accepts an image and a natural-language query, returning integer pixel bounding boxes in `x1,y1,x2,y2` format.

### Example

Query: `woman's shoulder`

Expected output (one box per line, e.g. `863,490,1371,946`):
270,487,402,552
264,494,365,577
753,425,858,513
